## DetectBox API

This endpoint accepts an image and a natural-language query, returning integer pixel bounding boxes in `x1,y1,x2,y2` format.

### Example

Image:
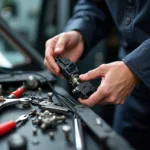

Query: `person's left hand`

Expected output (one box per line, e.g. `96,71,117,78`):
79,61,139,107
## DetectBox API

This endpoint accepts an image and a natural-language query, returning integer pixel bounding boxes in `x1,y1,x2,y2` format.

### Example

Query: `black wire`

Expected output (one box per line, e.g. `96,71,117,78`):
0,68,77,110
0,68,79,114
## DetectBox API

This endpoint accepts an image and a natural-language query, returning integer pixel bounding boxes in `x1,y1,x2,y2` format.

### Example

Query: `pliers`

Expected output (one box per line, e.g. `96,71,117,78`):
0,114,29,136
0,97,31,111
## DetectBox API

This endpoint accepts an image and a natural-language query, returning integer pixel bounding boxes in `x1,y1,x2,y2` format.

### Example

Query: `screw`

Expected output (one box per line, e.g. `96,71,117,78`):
30,109,37,116
38,87,42,97
37,116,42,125
55,115,66,121
40,123,47,130
62,125,71,141
49,132,54,140
32,128,38,136
47,92,53,102
44,110,49,116
96,118,102,126
36,112,40,117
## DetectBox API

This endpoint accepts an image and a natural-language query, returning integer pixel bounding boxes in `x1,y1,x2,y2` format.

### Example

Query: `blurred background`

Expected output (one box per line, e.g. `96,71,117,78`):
0,0,119,126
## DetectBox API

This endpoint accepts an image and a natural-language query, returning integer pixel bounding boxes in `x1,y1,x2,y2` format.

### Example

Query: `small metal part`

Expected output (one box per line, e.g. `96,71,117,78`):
47,92,53,102
32,118,38,125
96,118,102,126
30,109,37,116
35,112,40,117
38,87,42,97
0,96,5,102
62,125,71,142
26,75,39,90
49,132,54,140
32,128,38,136
55,115,66,122
44,110,50,116
40,113,44,117
38,116,42,120
49,112,53,116
37,116,42,125
40,123,47,130
69,74,80,86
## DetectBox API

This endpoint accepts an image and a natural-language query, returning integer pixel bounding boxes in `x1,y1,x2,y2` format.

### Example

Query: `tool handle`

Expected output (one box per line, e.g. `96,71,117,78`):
9,86,25,98
0,120,16,136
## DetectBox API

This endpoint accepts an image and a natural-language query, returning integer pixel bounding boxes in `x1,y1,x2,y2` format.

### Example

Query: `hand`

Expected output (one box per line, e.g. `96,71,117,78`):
79,61,139,107
44,31,84,76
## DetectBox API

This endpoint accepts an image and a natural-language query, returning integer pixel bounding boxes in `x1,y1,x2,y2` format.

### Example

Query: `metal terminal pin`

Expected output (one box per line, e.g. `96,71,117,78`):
47,92,53,102
32,128,38,136
55,115,66,122
62,125,71,142
49,132,54,140
38,87,42,97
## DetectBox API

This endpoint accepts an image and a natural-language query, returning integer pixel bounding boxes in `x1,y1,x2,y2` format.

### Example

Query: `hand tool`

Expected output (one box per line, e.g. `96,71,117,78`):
0,114,29,136
53,93,134,150
62,125,71,142
0,97,31,111
32,100,70,114
8,75,39,98
74,115,84,150
8,85,25,98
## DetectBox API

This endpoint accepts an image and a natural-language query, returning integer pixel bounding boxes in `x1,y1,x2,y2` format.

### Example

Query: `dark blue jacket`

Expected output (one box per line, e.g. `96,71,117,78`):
65,0,150,88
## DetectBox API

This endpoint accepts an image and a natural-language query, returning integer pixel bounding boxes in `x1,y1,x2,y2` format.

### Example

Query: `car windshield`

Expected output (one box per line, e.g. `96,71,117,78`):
0,29,30,68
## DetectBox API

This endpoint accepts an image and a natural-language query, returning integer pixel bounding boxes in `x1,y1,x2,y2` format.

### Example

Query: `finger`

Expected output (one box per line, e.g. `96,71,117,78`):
80,67,104,81
44,59,55,74
54,33,69,55
45,45,60,74
78,87,106,107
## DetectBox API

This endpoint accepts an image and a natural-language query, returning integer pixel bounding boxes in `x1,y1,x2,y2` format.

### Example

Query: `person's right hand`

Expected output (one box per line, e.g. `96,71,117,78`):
44,31,84,76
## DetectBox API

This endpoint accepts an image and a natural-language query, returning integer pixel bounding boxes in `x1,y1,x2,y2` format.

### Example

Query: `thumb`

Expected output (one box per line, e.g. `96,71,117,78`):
80,65,106,81
54,33,69,54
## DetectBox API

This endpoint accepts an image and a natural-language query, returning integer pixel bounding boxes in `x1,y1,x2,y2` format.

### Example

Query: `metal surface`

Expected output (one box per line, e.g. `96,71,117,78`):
0,97,31,111
0,86,133,150
15,114,29,124
38,101,70,114
75,105,134,150
74,116,84,150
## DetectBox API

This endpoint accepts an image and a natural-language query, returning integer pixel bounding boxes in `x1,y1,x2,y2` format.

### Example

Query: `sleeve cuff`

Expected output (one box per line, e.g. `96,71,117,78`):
122,38,150,88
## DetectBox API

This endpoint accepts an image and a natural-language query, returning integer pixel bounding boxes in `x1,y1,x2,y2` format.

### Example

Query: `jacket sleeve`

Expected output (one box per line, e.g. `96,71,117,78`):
122,38,150,88
64,0,114,56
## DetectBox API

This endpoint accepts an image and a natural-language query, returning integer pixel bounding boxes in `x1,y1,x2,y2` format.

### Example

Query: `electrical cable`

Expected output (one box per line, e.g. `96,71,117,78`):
0,68,77,111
